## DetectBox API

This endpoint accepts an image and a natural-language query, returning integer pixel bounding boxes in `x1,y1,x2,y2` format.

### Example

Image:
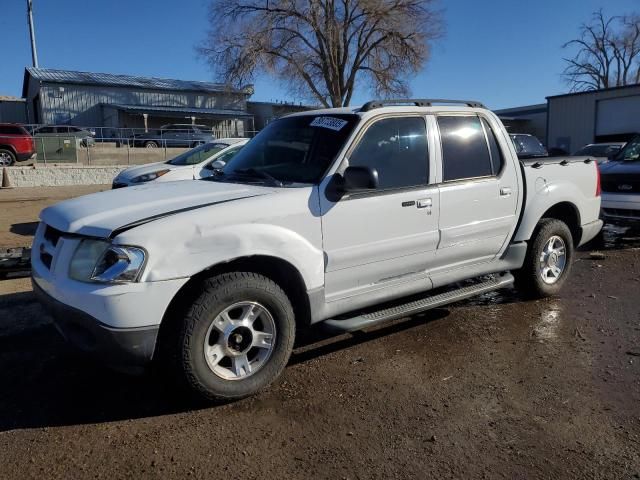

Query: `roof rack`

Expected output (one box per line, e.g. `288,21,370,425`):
360,98,486,112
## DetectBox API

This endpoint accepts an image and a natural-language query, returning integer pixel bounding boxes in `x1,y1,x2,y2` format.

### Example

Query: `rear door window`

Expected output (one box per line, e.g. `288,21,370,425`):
438,116,493,181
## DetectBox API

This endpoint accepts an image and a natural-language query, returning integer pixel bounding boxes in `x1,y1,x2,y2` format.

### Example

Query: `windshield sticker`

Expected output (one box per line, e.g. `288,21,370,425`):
310,116,348,131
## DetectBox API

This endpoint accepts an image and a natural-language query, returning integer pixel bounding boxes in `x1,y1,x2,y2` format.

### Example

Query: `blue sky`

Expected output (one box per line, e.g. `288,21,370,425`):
1,0,638,109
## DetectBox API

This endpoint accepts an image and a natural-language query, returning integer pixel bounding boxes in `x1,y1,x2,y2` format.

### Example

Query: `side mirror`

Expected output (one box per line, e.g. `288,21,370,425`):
206,159,226,170
342,166,379,192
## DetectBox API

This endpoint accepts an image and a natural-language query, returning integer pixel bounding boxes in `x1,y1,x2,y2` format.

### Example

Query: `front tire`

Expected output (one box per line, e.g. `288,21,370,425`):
514,219,574,298
173,272,295,402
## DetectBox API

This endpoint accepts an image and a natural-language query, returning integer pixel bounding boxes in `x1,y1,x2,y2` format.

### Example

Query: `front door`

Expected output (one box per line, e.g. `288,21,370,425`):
320,115,440,301
432,114,519,273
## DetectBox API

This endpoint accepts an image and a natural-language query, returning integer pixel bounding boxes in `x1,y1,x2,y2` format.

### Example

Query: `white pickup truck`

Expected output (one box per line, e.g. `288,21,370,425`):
32,99,603,401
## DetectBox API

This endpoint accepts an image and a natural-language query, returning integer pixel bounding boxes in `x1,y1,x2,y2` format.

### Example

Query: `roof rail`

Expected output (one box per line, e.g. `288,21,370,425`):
360,98,486,112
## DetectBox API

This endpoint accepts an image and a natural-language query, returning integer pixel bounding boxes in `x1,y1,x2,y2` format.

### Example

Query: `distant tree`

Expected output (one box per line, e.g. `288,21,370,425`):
563,10,640,92
199,0,443,107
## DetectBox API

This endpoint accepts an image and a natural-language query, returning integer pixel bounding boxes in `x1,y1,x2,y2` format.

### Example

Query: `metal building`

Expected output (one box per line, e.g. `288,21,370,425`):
546,84,640,154
494,103,547,141
247,101,317,130
0,96,27,123
22,67,253,136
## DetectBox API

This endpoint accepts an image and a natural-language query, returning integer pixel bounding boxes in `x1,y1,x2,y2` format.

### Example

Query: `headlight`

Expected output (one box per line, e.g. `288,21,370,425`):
69,239,146,283
131,169,170,183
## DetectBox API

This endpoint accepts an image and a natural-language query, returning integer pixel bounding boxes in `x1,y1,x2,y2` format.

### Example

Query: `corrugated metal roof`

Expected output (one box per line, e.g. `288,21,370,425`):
109,104,253,117
25,67,253,95
546,83,640,100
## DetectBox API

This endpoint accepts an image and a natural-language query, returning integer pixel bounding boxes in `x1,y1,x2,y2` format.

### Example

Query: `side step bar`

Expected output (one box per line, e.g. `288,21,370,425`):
323,273,514,332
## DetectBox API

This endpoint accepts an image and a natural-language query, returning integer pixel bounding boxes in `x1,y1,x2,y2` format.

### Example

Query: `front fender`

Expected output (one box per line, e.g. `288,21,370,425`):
128,222,324,290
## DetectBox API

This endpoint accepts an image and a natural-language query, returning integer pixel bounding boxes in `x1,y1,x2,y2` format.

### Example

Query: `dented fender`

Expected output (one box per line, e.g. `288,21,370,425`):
112,186,325,290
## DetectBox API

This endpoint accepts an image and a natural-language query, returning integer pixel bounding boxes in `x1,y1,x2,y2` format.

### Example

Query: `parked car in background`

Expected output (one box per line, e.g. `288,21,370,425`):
32,99,602,402
129,124,215,148
32,125,96,147
510,133,548,159
0,123,36,166
112,138,248,188
600,134,640,226
573,142,625,164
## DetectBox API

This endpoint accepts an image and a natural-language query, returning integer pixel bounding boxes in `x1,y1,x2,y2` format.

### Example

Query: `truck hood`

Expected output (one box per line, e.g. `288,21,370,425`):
40,180,275,238
599,160,640,175
115,162,189,181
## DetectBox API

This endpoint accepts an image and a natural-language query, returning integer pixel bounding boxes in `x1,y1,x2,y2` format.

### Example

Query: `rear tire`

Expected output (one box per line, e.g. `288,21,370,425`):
170,272,295,402
0,149,16,166
514,219,574,298
144,141,158,148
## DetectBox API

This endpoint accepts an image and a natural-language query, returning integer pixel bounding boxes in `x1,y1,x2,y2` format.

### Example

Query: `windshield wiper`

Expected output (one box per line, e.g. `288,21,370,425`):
232,168,283,187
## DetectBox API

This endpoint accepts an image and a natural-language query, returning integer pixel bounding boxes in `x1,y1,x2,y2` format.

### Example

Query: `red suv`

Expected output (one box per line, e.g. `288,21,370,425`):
0,124,36,166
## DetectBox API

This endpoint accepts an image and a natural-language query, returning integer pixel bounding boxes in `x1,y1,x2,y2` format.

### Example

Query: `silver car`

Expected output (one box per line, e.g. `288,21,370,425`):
32,125,95,147
573,142,625,164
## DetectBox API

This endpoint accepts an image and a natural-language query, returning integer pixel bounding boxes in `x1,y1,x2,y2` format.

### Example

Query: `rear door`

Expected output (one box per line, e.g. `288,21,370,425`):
432,114,519,273
320,115,440,301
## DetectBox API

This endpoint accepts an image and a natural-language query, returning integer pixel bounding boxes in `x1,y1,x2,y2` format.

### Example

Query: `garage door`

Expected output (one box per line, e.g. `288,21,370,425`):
596,95,640,138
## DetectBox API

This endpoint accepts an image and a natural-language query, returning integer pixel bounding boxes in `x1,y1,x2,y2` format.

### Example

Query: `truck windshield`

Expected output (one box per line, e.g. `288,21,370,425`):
211,114,358,185
167,143,228,166
614,135,640,161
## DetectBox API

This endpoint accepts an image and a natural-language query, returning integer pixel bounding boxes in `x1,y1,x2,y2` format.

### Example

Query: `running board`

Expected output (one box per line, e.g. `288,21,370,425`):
323,273,514,332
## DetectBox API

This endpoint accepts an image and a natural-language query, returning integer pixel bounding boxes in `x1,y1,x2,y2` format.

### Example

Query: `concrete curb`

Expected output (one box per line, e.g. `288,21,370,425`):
4,165,128,188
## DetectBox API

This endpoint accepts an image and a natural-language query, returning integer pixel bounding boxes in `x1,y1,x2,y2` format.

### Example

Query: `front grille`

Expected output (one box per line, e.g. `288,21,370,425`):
39,223,64,271
601,175,640,193
44,225,62,247
603,208,640,219
40,252,53,269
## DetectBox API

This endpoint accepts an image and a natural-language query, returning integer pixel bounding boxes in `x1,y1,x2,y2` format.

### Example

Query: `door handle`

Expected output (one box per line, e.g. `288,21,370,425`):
500,187,512,197
417,198,432,208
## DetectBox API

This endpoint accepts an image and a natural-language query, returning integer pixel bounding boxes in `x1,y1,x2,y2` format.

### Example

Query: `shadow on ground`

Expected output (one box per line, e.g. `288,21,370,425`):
0,289,449,432
9,222,39,238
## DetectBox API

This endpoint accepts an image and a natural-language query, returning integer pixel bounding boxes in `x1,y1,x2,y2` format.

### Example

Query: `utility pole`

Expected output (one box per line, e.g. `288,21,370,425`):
27,0,39,68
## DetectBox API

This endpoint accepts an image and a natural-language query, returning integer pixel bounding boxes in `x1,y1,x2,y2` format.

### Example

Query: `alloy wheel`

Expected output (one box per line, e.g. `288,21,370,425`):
538,235,567,285
203,301,276,380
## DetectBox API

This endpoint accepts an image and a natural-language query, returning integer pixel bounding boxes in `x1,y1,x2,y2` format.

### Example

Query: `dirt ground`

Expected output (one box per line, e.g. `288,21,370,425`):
0,187,639,479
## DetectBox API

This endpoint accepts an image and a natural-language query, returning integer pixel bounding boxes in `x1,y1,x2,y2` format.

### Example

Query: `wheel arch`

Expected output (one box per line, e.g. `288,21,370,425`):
158,255,312,354
539,202,581,246
0,144,18,155
515,200,582,247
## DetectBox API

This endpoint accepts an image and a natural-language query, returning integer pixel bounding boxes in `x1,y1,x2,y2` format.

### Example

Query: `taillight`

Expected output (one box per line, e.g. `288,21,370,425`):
595,161,601,197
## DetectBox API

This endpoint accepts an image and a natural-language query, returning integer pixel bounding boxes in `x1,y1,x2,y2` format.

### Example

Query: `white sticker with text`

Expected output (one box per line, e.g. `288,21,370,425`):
310,116,348,131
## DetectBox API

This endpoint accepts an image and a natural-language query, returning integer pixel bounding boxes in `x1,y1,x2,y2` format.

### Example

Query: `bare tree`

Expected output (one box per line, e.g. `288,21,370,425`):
563,10,640,92
199,0,443,107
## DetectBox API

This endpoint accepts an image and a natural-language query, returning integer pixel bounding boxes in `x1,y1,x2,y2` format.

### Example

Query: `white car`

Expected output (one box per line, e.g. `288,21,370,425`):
112,138,248,188
33,99,602,402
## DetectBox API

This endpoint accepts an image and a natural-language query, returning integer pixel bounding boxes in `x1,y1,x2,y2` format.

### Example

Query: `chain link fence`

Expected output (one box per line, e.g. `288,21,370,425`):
0,125,258,167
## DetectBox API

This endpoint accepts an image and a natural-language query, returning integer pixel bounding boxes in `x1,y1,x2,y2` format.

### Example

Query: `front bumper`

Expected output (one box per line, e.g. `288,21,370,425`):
601,192,640,225
33,279,158,373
